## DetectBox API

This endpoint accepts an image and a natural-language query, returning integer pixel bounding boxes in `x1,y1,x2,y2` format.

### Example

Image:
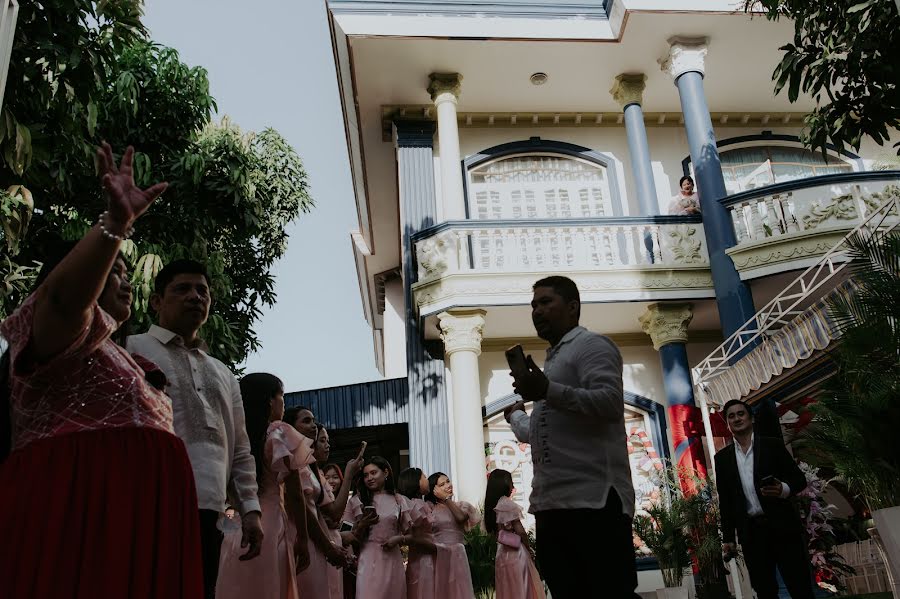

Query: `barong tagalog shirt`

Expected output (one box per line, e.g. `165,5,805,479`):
510,326,635,516
127,325,260,515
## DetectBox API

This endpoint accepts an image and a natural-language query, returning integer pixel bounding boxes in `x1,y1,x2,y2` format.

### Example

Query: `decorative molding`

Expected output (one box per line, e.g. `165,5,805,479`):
727,234,846,272
659,36,709,81
428,73,462,103
437,309,486,356
802,192,882,230
638,303,694,350
415,230,458,280
610,73,646,109
379,106,810,141
666,225,704,264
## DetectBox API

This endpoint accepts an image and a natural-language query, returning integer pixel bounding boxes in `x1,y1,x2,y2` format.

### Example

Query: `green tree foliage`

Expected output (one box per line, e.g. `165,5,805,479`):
803,229,900,511
0,2,313,368
744,0,900,155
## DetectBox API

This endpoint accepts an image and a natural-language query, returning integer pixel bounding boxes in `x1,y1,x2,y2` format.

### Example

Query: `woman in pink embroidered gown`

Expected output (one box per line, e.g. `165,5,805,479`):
216,373,311,599
312,425,364,599
343,456,413,599
0,144,202,598
397,468,442,599
484,469,545,599
285,408,351,598
426,472,480,599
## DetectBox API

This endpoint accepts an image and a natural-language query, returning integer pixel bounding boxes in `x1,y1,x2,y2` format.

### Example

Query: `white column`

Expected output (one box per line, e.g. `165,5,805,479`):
428,73,466,221
438,309,487,505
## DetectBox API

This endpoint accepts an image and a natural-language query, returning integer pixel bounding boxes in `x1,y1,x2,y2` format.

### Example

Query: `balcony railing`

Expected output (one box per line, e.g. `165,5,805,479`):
723,171,900,250
413,216,707,281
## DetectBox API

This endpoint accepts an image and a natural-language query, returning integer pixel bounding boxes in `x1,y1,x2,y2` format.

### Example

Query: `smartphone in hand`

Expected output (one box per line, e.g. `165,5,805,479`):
760,475,776,487
505,344,530,380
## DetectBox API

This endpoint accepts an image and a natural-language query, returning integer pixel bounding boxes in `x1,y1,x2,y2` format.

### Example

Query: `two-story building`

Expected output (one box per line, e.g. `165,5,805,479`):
286,1,899,590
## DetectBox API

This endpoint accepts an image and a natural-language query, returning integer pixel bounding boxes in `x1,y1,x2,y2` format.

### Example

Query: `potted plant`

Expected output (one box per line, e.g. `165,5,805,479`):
679,474,732,599
804,228,900,598
634,496,692,599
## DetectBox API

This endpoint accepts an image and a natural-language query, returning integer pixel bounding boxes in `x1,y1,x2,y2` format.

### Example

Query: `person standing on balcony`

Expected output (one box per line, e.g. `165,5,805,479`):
668,175,701,215
715,399,814,599
503,276,639,599
127,260,264,599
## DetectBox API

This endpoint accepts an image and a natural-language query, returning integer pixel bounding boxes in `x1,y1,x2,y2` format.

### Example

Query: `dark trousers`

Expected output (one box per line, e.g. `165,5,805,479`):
535,490,640,599
740,516,815,599
199,509,224,599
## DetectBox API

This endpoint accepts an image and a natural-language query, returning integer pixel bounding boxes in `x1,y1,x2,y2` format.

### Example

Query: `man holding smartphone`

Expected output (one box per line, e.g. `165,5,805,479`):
715,399,814,599
503,276,639,599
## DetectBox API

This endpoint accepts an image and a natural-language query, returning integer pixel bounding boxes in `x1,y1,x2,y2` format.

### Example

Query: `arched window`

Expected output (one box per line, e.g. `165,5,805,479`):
467,153,614,220
719,146,852,193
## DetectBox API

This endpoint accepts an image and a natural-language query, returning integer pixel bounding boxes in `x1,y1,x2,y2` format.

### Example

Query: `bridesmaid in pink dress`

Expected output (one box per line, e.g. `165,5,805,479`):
397,468,441,599
217,373,311,599
285,408,350,599
483,469,545,599
426,472,481,599
313,426,365,599
342,456,413,599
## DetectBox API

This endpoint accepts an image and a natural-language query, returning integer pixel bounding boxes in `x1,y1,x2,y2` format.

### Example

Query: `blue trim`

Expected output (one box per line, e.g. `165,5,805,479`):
680,132,864,177
329,0,611,19
410,214,702,242
482,390,670,463
462,137,626,218
720,170,900,207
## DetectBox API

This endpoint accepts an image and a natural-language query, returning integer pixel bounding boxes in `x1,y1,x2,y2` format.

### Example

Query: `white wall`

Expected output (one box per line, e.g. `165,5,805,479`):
382,277,408,378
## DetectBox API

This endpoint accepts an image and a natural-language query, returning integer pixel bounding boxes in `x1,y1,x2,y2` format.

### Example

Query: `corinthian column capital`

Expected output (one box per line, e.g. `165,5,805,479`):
638,303,694,350
438,309,486,356
610,73,647,109
659,36,709,82
428,73,463,103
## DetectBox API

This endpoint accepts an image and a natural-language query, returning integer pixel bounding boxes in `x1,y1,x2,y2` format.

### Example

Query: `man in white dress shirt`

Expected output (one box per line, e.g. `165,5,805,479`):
504,276,639,599
715,399,813,599
127,260,263,599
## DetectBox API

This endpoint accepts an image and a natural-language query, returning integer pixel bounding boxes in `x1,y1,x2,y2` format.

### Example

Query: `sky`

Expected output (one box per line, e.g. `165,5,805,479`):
143,0,384,392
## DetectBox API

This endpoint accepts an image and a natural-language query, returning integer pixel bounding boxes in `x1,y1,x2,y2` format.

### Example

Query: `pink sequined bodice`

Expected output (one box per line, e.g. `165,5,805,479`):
1,295,174,451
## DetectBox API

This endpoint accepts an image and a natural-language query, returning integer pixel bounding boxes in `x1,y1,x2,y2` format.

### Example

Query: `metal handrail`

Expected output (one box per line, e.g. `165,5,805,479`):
693,191,900,392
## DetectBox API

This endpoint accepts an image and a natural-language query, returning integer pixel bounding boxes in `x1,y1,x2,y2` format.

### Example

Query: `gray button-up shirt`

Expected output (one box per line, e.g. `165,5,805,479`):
127,326,260,515
510,326,635,516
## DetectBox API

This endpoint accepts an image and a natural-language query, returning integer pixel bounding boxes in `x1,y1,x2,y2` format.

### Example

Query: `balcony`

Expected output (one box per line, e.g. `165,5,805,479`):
411,216,713,316
723,171,900,279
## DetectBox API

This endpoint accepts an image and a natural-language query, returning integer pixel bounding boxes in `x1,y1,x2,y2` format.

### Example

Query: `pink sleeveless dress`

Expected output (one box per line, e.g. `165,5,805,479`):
217,422,312,599
297,462,333,597
343,494,413,599
494,497,545,599
315,469,344,599
406,499,436,599
431,502,480,599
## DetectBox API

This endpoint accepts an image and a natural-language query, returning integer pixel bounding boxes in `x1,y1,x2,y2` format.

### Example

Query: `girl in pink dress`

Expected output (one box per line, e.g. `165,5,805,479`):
343,456,414,599
217,373,311,599
484,469,545,599
397,468,441,599
285,408,351,598
426,472,481,599
313,426,365,599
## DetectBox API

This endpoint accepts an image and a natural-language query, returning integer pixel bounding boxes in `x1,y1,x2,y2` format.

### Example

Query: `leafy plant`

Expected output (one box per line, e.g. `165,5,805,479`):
802,229,900,511
680,474,732,599
633,496,691,587
742,0,900,156
0,6,313,369
465,523,497,598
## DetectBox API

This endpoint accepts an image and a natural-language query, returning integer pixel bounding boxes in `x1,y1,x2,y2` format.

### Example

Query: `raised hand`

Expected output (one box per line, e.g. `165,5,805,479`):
345,441,367,479
96,142,168,233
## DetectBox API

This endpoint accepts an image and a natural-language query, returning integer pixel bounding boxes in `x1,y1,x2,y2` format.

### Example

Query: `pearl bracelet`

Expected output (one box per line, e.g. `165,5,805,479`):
98,211,134,241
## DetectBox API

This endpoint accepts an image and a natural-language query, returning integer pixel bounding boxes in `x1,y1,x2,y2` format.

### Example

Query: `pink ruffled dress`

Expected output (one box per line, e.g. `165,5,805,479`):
493,497,545,599
316,469,344,599
217,421,312,599
406,499,436,599
343,493,413,599
431,501,480,599
297,462,334,597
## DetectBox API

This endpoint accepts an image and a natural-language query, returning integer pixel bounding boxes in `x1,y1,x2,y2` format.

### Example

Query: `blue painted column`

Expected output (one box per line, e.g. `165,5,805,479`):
611,73,659,216
394,120,452,475
640,304,708,485
662,38,756,340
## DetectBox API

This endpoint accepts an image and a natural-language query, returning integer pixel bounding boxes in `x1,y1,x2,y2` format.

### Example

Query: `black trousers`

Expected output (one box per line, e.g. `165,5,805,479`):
199,509,224,599
740,516,815,599
535,490,641,599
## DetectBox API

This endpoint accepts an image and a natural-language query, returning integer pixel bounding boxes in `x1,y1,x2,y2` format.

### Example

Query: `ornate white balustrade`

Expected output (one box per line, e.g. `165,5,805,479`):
414,217,708,280
723,172,900,278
